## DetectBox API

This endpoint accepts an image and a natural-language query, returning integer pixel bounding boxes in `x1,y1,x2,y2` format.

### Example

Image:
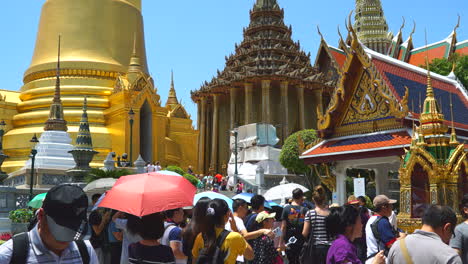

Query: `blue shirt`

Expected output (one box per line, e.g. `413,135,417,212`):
0,226,99,263
108,221,121,243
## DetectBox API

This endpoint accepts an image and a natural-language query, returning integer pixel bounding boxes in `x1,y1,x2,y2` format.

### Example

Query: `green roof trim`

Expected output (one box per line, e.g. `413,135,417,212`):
410,42,449,56
455,41,468,50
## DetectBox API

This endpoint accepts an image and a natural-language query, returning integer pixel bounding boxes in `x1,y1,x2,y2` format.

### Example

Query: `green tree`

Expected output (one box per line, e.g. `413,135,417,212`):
165,165,199,187
84,168,133,183
427,54,468,89
279,129,318,187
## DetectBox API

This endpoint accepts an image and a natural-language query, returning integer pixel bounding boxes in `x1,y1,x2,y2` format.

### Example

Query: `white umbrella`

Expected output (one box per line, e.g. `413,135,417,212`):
264,182,309,202
83,178,117,193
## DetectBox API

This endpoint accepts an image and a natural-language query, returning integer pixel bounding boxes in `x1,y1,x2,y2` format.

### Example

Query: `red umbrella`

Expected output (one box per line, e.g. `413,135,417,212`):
99,172,196,217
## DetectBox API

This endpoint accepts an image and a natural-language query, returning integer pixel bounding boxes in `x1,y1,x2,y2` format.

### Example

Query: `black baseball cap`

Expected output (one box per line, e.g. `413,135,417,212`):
42,184,89,242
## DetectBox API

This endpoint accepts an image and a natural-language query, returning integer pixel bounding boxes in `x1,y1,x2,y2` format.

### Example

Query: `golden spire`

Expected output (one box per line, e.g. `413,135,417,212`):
128,32,142,73
449,94,459,146
166,70,179,107
44,35,68,132
419,56,448,136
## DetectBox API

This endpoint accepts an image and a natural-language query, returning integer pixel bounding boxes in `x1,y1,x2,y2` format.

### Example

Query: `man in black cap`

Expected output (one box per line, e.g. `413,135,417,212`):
0,184,98,263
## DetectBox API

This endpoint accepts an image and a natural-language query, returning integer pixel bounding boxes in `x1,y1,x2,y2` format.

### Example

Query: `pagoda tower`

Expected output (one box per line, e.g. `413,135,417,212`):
191,0,330,173
354,0,393,54
24,36,75,171
166,71,179,111
3,0,148,172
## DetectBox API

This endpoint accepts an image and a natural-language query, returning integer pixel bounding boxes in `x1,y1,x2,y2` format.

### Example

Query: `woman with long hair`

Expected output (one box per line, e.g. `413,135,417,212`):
325,205,385,264
192,198,254,264
302,185,332,263
126,212,175,263
182,197,211,264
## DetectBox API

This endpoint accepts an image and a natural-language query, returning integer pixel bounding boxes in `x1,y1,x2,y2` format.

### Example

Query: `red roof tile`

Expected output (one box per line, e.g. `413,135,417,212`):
408,45,447,66
302,131,411,157
329,49,346,68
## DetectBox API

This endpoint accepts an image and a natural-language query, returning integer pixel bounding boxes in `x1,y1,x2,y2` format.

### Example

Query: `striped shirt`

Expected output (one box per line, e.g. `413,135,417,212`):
305,209,332,246
0,226,98,263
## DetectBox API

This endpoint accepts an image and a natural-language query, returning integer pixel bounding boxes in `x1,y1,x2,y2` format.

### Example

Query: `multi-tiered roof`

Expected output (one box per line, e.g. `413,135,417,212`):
354,0,392,54
192,0,326,97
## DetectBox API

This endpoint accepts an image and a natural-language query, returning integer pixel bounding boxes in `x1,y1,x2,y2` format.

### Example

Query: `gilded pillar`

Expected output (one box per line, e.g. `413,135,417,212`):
198,97,207,172
298,85,305,130
280,81,289,141
313,89,323,125
244,83,253,124
230,87,236,129
262,80,271,124
210,94,220,171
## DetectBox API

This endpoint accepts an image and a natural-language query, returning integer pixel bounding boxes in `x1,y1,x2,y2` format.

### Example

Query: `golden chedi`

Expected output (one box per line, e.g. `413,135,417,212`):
2,0,198,173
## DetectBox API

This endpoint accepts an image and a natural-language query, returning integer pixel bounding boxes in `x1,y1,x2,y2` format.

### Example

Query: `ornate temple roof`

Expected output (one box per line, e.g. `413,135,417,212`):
192,0,326,97
44,36,68,132
301,129,411,163
316,38,468,131
368,49,468,130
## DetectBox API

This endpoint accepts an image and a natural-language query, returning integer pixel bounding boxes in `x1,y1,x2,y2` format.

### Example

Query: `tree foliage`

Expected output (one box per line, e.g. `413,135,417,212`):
84,168,133,183
165,165,186,176
165,165,199,187
279,129,318,174
427,54,468,89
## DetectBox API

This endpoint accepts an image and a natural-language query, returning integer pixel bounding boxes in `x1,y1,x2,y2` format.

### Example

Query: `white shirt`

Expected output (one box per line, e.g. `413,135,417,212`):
365,215,379,264
115,218,142,264
0,227,98,263
225,216,246,262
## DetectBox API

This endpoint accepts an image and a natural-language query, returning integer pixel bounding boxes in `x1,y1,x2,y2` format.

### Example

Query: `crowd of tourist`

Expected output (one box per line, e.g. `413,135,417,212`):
0,182,466,264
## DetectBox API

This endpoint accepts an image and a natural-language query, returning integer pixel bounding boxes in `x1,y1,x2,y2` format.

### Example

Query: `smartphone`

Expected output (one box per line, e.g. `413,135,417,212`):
273,227,282,237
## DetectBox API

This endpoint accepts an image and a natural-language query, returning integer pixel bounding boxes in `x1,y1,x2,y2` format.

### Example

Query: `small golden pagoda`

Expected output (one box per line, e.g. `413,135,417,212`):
398,63,468,232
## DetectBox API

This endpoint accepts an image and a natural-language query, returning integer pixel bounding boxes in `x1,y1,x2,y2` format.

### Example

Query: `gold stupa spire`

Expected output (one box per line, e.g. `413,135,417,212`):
128,33,143,73
166,70,179,107
419,56,448,136
44,35,68,132
449,94,459,146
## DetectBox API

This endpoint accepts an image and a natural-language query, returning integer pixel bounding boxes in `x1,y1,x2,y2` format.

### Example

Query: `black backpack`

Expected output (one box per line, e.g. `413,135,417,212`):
10,232,90,264
195,230,230,264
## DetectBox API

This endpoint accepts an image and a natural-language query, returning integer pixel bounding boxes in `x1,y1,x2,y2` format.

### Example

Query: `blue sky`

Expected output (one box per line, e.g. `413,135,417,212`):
2,0,466,126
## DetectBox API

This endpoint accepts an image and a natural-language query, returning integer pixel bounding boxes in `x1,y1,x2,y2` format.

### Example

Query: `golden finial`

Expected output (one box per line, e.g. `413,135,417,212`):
317,25,324,40
337,25,345,44
83,96,88,112
409,20,416,38
399,17,406,33
449,93,459,145
451,62,456,73
347,10,358,40
424,29,434,98
53,34,62,104
132,32,137,56
453,14,461,33
44,34,67,132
